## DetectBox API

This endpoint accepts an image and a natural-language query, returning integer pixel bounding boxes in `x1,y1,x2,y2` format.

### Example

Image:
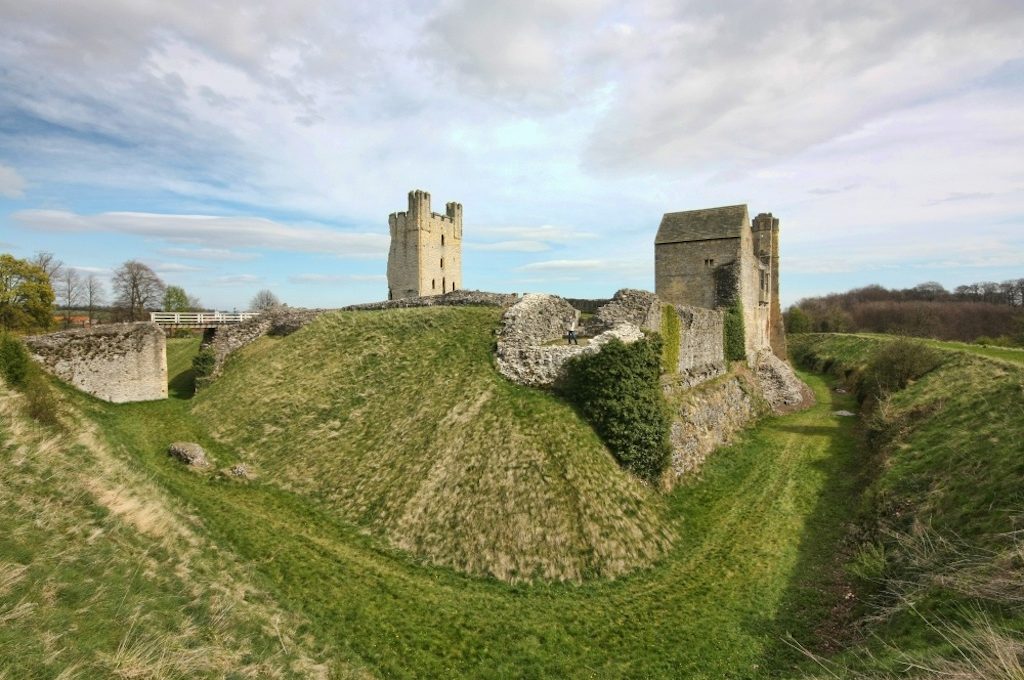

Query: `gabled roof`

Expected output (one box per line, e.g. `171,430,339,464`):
655,204,749,244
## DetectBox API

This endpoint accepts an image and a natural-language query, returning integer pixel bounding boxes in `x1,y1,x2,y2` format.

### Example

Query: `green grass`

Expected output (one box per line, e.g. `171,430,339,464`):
24,308,869,678
847,332,1024,365
789,333,1024,676
192,308,671,583
0,372,357,678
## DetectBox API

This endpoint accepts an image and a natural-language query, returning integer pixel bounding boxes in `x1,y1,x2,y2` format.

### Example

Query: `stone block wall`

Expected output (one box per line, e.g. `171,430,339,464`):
26,322,167,403
655,238,739,309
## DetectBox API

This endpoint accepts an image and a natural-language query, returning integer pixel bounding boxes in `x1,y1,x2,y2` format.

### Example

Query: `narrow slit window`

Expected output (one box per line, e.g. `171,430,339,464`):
441,235,445,246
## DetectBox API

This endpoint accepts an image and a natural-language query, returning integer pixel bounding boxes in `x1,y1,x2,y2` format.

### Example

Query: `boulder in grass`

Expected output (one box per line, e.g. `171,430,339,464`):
168,442,209,467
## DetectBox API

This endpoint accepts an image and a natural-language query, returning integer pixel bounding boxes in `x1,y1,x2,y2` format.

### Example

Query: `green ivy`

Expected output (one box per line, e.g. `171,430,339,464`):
660,304,681,374
192,347,216,378
561,336,672,483
723,301,746,362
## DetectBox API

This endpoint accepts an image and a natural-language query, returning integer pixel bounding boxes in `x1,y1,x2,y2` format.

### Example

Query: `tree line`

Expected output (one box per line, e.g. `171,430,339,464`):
0,251,282,333
786,279,1024,344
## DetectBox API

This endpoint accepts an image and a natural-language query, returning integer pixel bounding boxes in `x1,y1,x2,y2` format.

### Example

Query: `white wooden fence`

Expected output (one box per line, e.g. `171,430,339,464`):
150,311,259,326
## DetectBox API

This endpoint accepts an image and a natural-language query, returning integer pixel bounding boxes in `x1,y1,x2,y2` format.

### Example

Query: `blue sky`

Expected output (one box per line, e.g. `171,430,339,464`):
1,0,1022,310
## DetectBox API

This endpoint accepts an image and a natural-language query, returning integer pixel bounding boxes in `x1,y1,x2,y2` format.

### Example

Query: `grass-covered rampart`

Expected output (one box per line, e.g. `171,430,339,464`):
789,333,1024,677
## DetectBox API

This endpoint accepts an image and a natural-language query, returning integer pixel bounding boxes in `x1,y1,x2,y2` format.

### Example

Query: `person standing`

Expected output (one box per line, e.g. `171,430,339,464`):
567,316,578,345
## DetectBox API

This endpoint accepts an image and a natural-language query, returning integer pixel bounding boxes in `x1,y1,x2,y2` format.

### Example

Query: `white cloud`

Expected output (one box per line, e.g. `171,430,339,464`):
147,261,204,274
13,210,388,258
158,247,261,261
0,164,26,198
289,273,386,284
582,2,1024,173
465,240,550,253
517,258,649,276
215,274,262,285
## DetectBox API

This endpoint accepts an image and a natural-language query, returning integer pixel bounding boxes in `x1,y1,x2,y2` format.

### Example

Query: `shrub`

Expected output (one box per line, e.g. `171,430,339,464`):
192,347,216,378
0,332,31,387
561,336,672,483
23,371,60,427
857,337,942,402
660,304,680,374
723,301,746,362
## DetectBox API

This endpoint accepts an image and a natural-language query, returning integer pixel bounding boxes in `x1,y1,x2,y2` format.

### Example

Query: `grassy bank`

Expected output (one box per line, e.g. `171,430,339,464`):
28,310,866,678
789,333,1024,677
0,372,360,677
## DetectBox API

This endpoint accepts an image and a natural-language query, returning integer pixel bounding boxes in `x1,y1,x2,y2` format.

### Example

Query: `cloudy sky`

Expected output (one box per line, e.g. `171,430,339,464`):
1,0,1022,310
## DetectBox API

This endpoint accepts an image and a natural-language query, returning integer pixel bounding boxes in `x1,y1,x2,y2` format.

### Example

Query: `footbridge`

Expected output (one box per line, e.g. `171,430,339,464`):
150,311,260,328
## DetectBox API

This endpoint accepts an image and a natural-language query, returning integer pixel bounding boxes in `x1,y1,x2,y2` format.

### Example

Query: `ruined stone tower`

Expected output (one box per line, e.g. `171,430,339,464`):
387,189,463,300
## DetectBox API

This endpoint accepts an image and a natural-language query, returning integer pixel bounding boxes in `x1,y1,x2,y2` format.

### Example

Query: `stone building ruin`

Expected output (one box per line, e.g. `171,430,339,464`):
654,204,786,358
387,189,463,300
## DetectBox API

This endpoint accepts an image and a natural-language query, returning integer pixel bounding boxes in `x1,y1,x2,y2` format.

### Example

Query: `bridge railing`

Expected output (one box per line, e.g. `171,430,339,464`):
150,311,260,326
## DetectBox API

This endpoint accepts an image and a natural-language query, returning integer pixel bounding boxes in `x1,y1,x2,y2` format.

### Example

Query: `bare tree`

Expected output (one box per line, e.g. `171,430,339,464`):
31,251,64,282
112,260,165,321
249,289,281,311
56,267,84,328
86,274,105,325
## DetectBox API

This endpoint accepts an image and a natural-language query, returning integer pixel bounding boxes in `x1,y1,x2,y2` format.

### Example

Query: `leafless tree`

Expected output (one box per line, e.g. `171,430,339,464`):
86,274,106,325
249,289,281,311
31,251,63,282
56,267,84,328
112,260,165,321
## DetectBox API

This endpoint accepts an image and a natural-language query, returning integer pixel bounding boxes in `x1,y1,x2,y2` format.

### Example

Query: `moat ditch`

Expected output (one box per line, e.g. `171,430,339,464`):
69,332,867,678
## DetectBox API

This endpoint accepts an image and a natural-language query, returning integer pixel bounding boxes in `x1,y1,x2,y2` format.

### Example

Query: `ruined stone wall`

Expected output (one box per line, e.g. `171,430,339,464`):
673,305,726,385
664,357,813,484
655,238,739,309
26,322,167,403
199,308,322,386
343,290,518,311
665,375,760,479
591,289,662,333
494,293,649,387
387,189,462,299
564,298,611,314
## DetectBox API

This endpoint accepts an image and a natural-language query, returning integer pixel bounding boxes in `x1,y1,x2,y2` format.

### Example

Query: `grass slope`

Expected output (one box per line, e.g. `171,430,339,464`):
849,332,1024,365
790,333,1024,676
55,323,866,677
0,380,362,678
192,308,672,582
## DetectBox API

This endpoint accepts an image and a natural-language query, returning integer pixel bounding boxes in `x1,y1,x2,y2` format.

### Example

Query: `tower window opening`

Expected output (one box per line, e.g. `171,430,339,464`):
440,257,444,269
432,279,436,290
441,235,445,246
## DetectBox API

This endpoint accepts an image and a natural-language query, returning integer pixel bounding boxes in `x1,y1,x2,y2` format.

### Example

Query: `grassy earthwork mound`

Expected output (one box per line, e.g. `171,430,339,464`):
193,307,673,582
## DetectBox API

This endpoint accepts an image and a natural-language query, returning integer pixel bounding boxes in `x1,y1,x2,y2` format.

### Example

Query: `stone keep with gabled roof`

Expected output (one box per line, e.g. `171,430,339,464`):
655,204,786,359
